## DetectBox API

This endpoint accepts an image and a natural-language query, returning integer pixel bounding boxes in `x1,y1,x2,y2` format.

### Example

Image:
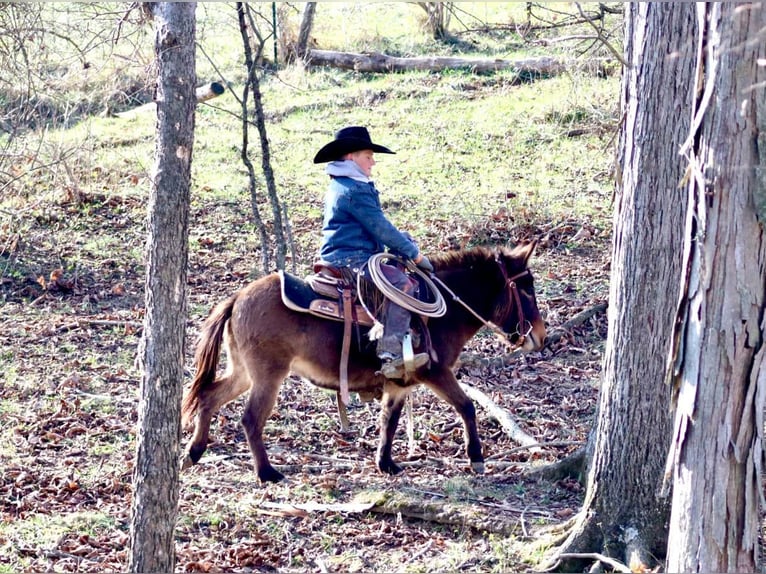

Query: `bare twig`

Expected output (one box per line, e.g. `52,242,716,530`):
574,3,628,67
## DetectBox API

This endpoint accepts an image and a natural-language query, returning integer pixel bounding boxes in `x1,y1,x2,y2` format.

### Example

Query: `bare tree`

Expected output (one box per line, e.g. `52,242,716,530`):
236,2,286,273
544,4,695,571
295,2,316,60
664,3,765,571
128,3,196,572
414,2,453,40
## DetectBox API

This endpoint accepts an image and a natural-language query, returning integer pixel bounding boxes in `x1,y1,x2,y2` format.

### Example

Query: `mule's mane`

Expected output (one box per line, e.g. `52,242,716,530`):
429,246,525,323
429,246,511,272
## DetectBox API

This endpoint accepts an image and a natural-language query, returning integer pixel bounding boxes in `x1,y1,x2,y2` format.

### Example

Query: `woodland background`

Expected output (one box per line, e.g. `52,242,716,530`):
2,3,632,572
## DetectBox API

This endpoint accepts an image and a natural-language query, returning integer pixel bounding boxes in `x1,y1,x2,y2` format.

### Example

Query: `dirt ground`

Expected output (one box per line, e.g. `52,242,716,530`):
0,193,609,572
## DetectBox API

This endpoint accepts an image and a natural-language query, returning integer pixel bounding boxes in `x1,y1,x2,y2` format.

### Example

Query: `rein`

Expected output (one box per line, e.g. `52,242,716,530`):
429,259,531,351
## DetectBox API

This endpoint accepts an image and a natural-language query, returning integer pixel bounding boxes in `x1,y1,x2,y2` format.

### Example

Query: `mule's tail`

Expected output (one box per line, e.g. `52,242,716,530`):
181,294,237,427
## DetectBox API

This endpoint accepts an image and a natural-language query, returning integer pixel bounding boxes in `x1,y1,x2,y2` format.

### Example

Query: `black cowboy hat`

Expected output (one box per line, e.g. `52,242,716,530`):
313,126,395,163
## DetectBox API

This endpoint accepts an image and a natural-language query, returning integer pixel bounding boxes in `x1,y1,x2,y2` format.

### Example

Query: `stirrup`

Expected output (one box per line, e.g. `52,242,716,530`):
379,353,429,379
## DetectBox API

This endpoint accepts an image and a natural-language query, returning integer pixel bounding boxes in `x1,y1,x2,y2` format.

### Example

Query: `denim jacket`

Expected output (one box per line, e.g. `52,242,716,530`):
319,176,419,268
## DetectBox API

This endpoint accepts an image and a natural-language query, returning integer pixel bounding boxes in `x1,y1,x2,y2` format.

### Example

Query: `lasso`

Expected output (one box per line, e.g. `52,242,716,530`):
360,252,447,318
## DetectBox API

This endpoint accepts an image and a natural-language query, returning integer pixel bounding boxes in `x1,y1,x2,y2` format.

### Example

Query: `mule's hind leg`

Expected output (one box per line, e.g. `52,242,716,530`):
240,363,289,483
183,372,251,469
376,381,411,475
424,368,485,473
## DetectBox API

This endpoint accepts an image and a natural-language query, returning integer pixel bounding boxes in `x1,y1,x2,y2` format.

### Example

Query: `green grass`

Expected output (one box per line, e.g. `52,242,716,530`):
2,3,617,281
0,511,116,551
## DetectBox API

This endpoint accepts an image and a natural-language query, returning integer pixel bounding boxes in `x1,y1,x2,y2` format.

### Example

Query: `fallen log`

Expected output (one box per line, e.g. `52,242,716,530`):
305,49,609,77
194,81,225,102
305,49,563,74
116,81,225,118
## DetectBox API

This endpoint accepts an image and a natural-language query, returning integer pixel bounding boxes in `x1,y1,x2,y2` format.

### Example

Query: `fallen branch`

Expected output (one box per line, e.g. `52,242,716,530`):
459,382,540,451
368,491,533,535
457,348,523,369
49,319,143,334
554,553,631,573
257,500,376,518
545,301,608,346
487,440,583,460
399,487,551,517
116,82,224,118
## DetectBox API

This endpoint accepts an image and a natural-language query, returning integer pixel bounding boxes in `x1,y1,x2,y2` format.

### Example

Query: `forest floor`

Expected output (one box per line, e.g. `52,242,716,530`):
0,187,610,573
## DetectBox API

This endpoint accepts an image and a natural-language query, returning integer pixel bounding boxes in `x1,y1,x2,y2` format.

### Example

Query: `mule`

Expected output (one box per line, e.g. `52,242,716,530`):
181,243,547,482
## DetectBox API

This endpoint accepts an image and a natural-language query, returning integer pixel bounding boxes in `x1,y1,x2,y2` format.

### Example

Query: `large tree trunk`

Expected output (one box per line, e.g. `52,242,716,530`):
664,3,766,572
128,3,196,572
545,4,696,571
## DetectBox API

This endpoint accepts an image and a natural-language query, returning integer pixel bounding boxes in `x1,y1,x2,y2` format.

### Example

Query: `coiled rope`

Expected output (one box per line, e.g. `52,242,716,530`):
361,252,447,318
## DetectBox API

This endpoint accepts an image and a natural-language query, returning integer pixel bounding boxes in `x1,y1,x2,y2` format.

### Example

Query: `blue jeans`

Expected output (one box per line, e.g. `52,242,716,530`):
377,263,418,357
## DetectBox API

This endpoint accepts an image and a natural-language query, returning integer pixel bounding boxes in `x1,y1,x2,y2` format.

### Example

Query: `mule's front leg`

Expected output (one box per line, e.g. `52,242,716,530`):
425,368,484,473
376,381,410,475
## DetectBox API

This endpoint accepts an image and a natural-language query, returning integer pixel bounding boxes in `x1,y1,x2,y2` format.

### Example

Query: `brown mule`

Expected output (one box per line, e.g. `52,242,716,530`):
181,243,547,482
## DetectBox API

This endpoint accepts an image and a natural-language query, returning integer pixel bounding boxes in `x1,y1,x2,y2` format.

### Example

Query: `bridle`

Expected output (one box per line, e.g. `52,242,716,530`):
429,257,533,351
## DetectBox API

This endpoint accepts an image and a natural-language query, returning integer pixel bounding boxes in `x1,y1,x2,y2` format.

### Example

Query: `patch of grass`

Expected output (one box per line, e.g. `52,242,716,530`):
0,511,115,556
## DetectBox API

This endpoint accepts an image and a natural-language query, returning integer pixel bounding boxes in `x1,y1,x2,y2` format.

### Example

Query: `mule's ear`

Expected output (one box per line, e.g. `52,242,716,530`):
511,240,537,266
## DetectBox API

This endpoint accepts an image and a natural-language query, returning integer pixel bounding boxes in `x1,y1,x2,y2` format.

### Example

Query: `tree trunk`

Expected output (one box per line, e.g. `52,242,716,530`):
295,2,316,60
546,4,696,571
417,2,452,40
665,3,766,572
128,3,196,572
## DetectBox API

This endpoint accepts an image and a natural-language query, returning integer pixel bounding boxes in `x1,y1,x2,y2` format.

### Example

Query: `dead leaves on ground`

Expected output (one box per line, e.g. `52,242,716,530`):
1,199,609,573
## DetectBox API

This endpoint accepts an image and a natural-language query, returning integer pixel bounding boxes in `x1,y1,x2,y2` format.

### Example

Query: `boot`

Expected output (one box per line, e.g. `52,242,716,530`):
379,352,429,379
377,302,429,379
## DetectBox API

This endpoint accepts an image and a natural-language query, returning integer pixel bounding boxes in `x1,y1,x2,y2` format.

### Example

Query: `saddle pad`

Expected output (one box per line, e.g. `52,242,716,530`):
279,271,374,327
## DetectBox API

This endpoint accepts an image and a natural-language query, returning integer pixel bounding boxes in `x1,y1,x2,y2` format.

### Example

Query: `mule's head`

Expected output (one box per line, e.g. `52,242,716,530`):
495,242,547,352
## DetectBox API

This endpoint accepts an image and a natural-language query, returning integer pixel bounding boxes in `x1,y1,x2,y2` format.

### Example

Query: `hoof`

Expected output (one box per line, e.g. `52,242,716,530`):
378,459,404,476
471,461,485,474
180,453,194,471
258,466,286,483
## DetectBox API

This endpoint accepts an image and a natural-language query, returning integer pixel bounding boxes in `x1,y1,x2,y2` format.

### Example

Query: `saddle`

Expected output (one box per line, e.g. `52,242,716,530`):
279,262,377,408
279,261,434,420
278,267,373,327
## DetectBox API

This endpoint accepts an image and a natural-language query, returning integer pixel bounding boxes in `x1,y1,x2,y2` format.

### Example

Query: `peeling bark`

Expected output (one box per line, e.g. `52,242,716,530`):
664,3,766,572
543,4,695,571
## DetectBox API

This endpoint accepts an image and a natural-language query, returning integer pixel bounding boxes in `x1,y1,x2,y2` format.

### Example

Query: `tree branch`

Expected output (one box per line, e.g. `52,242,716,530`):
458,382,540,450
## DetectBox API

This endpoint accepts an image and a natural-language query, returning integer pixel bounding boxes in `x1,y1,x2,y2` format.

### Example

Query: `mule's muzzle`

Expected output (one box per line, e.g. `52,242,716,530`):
520,319,547,352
